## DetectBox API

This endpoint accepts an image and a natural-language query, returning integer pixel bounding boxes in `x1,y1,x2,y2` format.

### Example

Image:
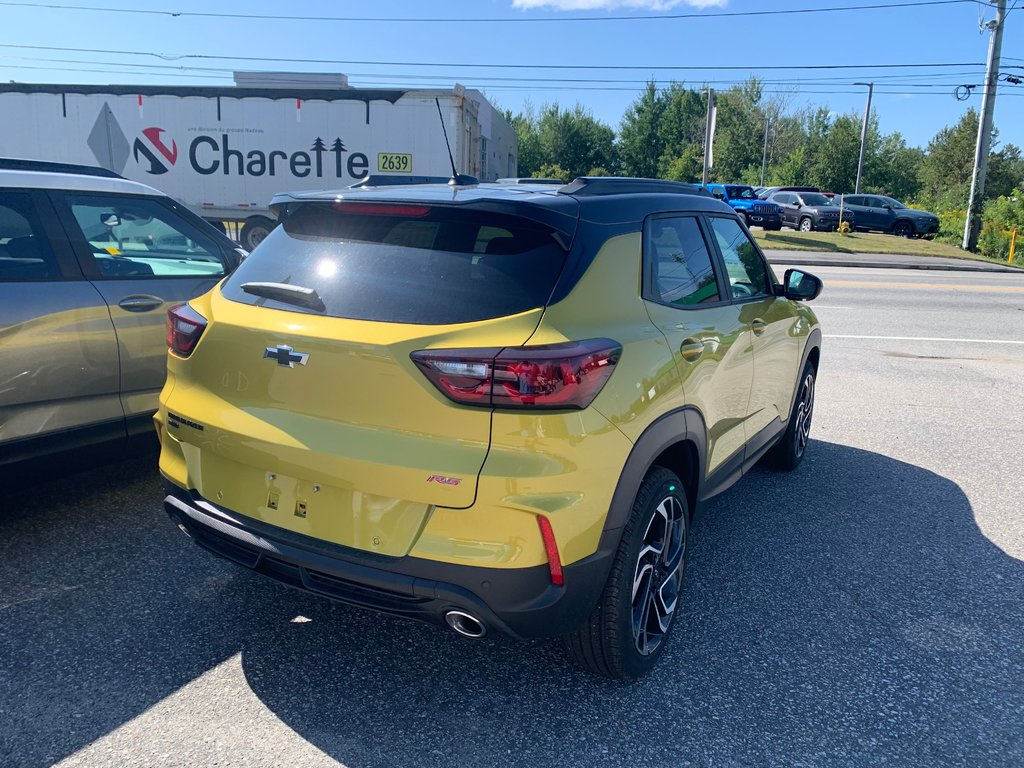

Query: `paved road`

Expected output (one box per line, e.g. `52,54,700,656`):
2,267,1023,768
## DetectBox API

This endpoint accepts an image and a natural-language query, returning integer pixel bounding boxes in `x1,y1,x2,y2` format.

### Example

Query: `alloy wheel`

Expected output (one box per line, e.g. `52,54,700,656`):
631,494,686,656
793,371,815,458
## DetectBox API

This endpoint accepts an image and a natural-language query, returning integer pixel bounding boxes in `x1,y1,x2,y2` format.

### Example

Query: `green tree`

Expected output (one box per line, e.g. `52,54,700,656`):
618,82,666,178
864,131,923,201
656,84,706,178
709,78,766,183
507,105,543,178
918,109,980,209
536,104,616,180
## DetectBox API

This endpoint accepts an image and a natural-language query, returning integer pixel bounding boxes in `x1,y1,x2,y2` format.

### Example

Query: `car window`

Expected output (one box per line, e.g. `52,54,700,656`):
221,203,567,325
882,197,906,210
708,217,771,300
726,186,757,200
844,196,862,206
646,216,720,306
799,193,833,206
773,194,791,205
0,191,61,281
64,195,226,279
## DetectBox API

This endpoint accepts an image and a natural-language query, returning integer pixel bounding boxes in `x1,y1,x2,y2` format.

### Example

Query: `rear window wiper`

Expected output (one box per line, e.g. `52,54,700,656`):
240,281,326,312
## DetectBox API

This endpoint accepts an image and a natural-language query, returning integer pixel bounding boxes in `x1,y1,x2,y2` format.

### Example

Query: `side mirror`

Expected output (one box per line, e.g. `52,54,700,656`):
712,190,725,200
101,212,121,228
783,268,823,302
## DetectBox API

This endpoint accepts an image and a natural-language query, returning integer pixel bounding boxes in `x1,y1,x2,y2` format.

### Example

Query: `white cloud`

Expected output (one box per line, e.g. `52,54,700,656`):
511,0,728,11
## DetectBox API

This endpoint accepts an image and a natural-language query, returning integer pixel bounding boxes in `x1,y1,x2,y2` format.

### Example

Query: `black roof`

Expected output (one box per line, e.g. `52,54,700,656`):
0,157,123,178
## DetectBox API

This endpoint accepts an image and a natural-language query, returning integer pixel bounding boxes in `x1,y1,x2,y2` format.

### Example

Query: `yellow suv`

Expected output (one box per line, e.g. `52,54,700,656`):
158,177,822,679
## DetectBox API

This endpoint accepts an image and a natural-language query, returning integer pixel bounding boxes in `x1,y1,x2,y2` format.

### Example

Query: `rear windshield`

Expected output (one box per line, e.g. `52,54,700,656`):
221,203,568,325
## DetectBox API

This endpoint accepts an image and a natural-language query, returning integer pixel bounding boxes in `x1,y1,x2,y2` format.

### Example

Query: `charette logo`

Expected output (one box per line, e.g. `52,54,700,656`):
133,127,178,175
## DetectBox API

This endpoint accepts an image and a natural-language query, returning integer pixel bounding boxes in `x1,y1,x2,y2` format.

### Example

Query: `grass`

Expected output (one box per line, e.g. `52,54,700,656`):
752,228,1016,266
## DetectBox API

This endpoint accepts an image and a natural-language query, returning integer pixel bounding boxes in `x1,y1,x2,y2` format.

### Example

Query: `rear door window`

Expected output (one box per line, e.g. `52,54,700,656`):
644,215,721,306
0,191,61,281
221,203,568,325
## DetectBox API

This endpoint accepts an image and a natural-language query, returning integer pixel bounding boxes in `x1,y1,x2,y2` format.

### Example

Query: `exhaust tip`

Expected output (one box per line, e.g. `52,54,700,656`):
445,610,486,639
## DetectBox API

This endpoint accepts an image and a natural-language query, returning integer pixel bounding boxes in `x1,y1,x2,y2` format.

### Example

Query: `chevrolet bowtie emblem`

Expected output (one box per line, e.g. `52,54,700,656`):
263,344,309,368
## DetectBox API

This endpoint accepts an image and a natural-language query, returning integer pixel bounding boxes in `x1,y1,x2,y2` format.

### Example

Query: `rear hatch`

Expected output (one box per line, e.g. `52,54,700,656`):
164,196,574,557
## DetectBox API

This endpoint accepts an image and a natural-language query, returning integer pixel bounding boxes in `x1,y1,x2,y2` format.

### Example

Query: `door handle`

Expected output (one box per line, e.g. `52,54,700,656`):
118,295,164,312
751,319,768,336
680,338,705,362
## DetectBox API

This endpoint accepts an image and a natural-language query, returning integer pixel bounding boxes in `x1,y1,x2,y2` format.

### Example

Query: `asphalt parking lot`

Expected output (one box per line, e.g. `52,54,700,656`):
2,265,1022,768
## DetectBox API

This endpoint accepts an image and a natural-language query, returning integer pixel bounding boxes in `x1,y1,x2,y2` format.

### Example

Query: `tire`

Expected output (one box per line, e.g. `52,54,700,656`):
564,467,689,680
239,216,277,251
737,211,748,227
763,361,816,471
892,220,914,238
799,217,813,232
766,224,783,231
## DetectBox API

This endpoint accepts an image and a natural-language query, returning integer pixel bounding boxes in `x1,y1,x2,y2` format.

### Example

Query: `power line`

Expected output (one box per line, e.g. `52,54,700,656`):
0,0,983,24
0,54,989,86
0,43,991,72
4,65,1019,97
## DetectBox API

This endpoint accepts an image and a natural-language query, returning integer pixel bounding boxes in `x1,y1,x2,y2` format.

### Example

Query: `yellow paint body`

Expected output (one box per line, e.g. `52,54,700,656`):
158,229,818,572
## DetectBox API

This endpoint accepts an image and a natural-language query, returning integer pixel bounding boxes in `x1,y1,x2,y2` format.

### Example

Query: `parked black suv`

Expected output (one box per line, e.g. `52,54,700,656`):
770,191,855,232
839,194,939,238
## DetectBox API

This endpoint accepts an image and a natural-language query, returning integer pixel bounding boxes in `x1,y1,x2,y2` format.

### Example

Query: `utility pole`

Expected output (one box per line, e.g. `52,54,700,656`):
760,115,770,187
853,82,873,194
963,0,1007,252
702,88,715,186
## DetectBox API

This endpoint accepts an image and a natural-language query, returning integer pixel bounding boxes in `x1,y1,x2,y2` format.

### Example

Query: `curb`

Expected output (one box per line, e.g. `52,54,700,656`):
766,257,1024,274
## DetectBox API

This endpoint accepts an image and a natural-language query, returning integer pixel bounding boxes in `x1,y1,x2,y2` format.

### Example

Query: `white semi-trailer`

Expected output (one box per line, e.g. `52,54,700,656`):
0,73,518,249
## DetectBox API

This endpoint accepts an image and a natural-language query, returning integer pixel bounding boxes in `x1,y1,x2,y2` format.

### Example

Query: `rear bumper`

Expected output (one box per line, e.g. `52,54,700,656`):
163,480,614,639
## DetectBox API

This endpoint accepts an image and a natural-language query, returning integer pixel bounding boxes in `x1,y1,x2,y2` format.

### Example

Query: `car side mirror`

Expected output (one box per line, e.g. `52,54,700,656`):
783,268,823,301
101,212,121,228
712,191,725,199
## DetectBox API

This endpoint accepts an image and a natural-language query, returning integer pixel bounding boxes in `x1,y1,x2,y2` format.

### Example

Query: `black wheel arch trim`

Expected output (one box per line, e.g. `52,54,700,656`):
785,327,822,425
601,407,708,535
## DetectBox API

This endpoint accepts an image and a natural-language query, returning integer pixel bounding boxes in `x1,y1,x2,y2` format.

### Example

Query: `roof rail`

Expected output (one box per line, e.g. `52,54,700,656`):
349,174,454,188
496,177,564,185
0,157,124,179
558,177,711,197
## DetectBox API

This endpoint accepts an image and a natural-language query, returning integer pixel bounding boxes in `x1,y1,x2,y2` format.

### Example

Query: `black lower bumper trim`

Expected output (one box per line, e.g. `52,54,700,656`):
163,482,614,640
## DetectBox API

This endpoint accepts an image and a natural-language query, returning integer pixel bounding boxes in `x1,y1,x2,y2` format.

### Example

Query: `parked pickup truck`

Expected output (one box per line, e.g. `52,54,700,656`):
706,184,783,230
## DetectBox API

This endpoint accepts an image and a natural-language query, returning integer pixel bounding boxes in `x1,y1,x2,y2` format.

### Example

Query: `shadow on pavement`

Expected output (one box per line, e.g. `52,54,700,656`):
1,440,1021,766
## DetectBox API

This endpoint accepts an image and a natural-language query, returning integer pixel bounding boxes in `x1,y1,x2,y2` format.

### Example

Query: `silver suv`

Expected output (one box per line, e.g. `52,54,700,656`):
0,159,244,466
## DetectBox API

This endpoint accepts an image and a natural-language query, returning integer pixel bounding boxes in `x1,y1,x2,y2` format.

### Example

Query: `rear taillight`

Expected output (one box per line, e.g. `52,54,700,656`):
411,338,620,410
166,303,207,357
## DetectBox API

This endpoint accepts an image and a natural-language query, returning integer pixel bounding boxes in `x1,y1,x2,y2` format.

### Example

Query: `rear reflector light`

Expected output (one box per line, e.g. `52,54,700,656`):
333,202,431,217
166,303,207,357
537,516,564,587
411,338,620,410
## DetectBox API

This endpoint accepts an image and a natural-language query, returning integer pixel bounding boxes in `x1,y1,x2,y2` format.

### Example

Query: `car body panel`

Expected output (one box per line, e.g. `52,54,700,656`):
158,288,546,558
0,286,122,446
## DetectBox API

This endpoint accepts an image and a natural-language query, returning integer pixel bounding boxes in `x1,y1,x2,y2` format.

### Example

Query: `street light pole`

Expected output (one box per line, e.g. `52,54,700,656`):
853,82,874,195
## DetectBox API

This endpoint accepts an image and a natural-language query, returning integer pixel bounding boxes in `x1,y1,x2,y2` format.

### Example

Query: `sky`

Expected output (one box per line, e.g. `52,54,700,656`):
0,0,1021,151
